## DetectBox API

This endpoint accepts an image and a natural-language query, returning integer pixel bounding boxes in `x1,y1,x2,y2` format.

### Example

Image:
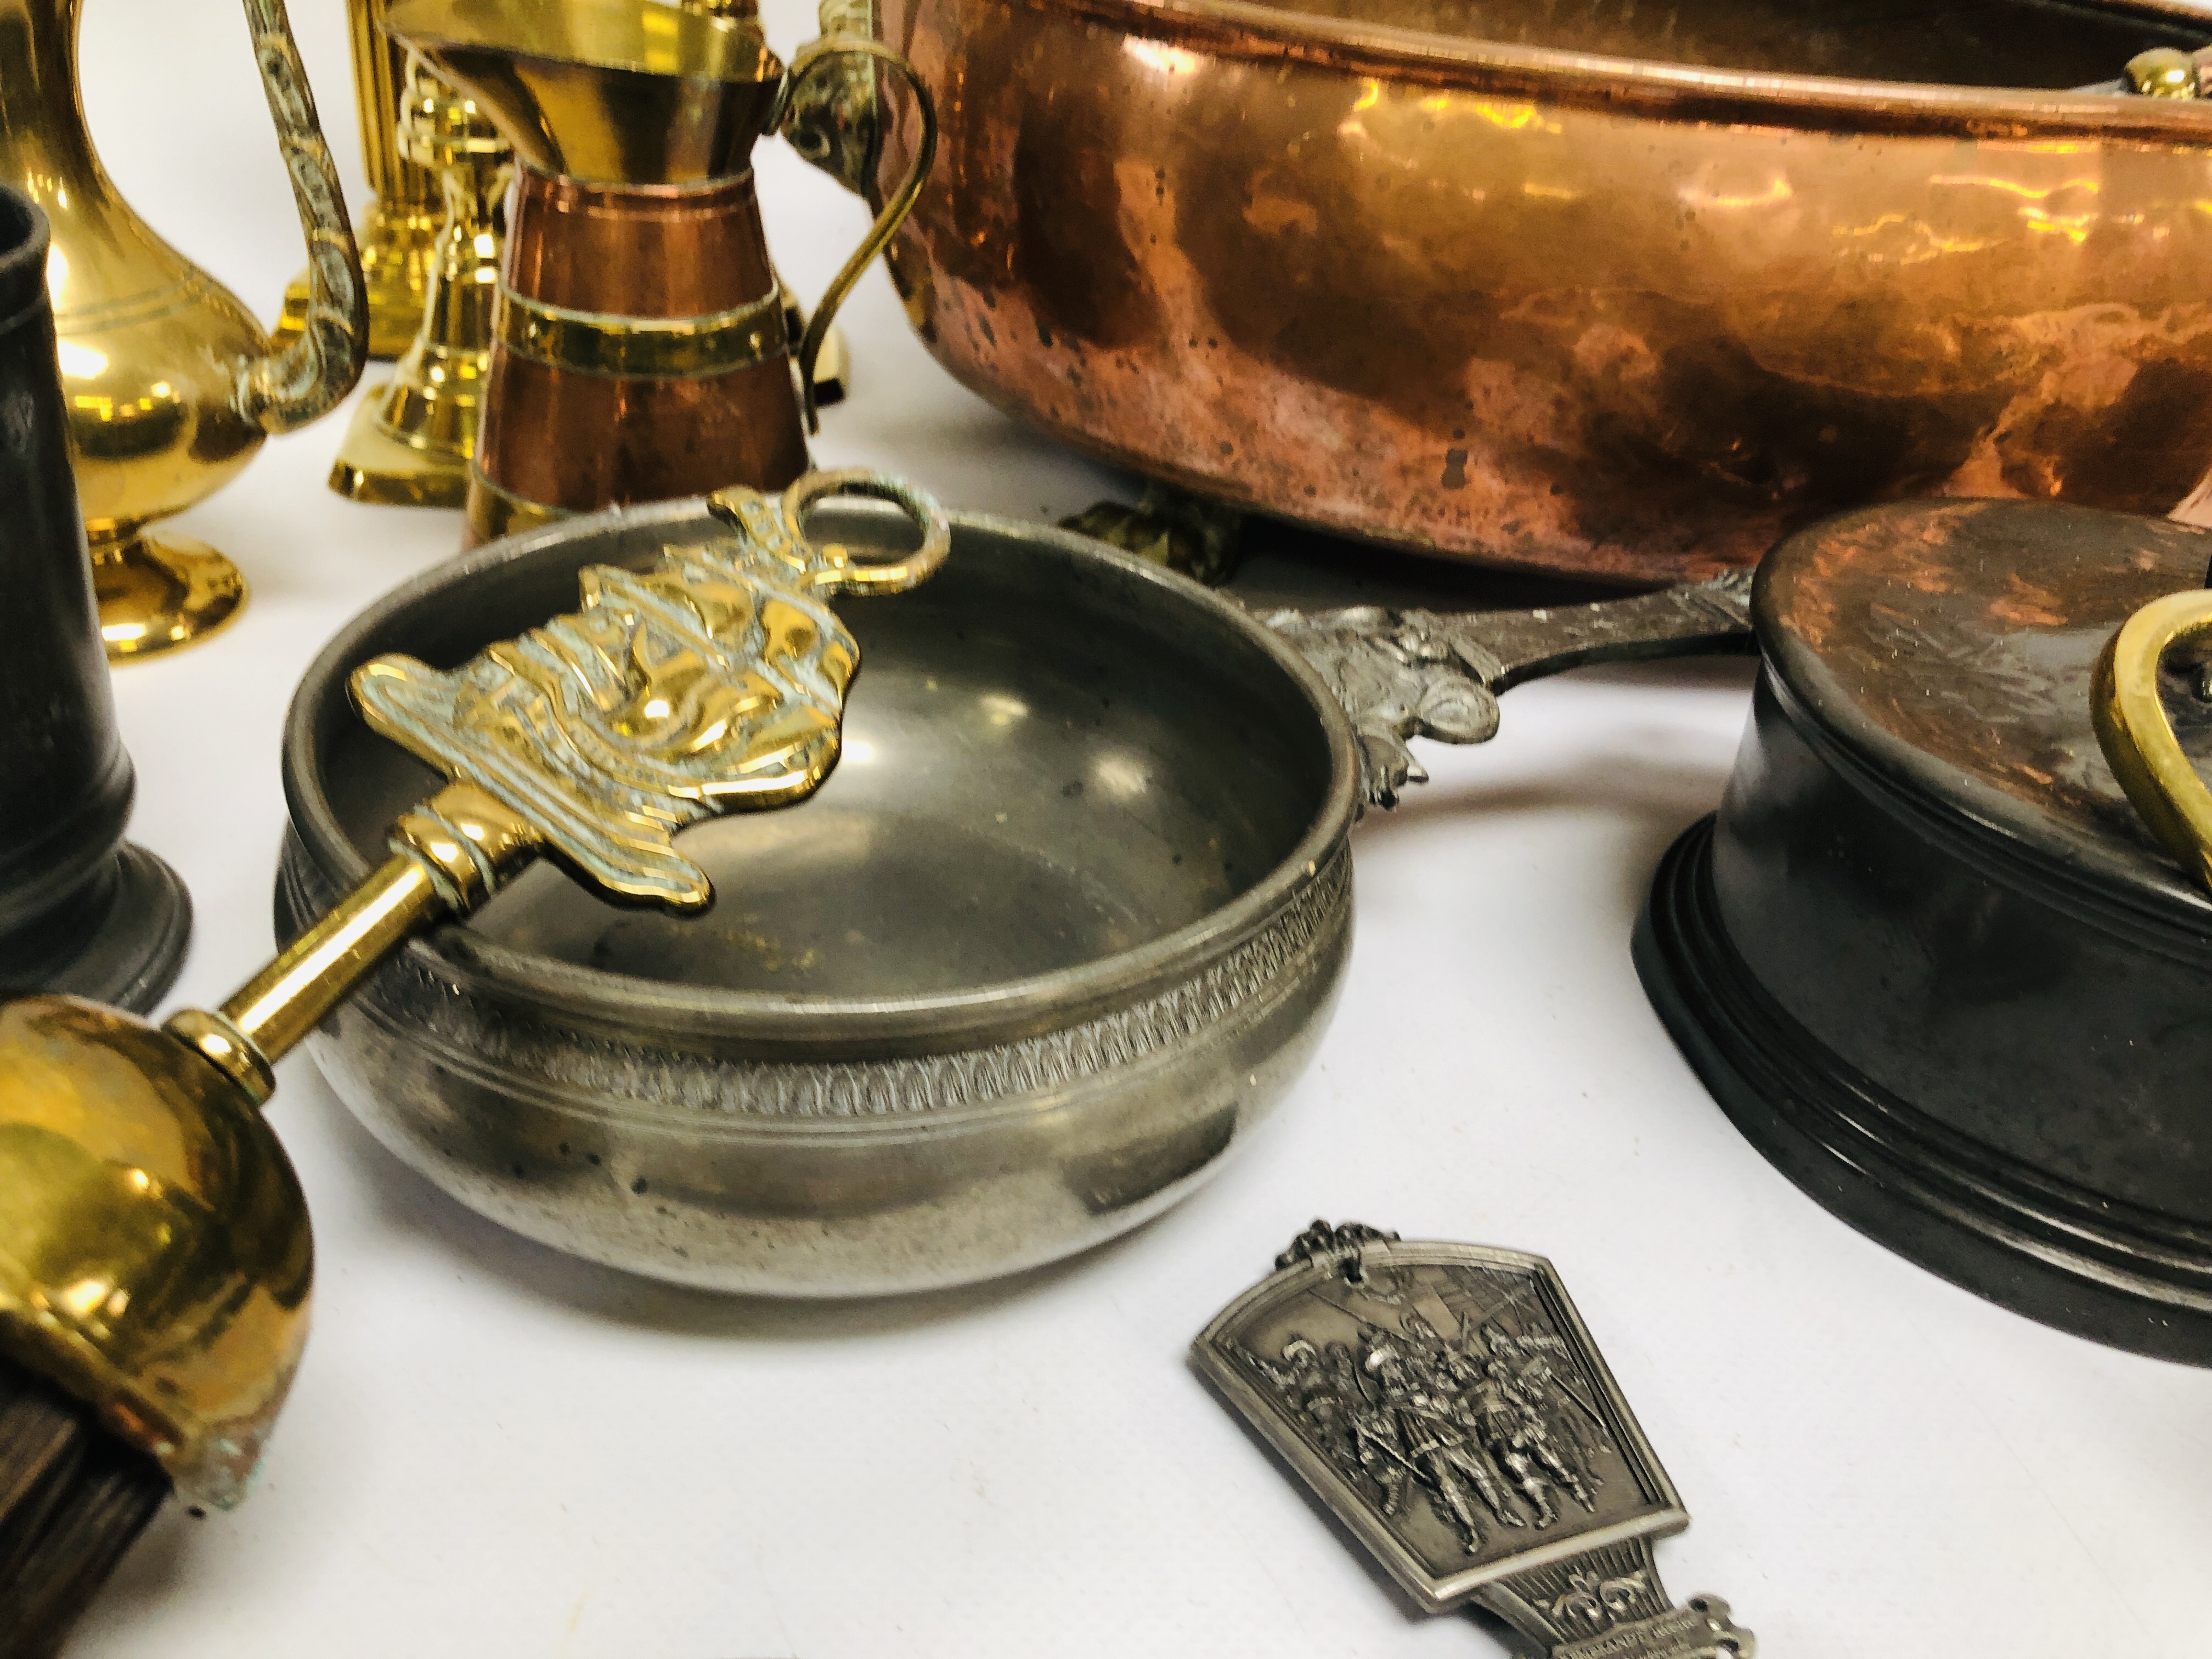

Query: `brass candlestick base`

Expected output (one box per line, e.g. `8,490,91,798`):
278,198,440,360
328,396,464,506
92,531,248,659
330,57,509,508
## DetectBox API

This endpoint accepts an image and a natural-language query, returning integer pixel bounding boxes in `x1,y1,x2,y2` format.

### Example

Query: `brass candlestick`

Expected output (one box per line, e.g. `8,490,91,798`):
329,54,510,507
278,0,442,358
0,0,367,661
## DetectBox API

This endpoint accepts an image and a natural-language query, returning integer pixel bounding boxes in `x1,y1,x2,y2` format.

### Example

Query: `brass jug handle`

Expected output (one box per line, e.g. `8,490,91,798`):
2092,588,2212,894
777,37,938,434
235,0,370,434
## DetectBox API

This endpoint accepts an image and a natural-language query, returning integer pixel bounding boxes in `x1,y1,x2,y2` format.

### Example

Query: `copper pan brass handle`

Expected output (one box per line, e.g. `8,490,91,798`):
238,0,370,431
2092,590,2212,894
777,37,938,432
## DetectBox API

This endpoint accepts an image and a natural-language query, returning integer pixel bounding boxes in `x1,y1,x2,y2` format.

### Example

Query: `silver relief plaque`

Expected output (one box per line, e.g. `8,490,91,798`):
1195,1222,1753,1658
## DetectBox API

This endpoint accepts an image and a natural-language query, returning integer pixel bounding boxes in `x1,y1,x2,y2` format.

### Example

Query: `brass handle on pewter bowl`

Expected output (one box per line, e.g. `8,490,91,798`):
0,469,947,1511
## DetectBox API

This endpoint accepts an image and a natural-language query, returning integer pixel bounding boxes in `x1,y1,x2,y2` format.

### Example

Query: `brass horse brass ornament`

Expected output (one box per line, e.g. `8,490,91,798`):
0,0,366,659
0,468,946,1505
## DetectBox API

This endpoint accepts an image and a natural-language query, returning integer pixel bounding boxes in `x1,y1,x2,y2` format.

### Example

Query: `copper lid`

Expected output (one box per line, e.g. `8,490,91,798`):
1756,498,2212,921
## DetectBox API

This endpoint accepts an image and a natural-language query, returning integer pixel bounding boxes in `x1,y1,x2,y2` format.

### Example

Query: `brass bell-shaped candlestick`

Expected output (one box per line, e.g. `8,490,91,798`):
329,54,510,506
0,0,367,661
278,0,444,358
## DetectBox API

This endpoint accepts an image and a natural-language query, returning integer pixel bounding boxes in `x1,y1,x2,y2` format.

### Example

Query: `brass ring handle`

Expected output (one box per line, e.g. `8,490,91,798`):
2091,588,2212,894
781,467,952,594
778,37,939,433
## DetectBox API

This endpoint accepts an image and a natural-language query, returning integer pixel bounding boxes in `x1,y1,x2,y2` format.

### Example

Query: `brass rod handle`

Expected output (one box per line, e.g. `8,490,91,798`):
237,0,370,433
2092,589,2212,895
219,855,443,1065
167,783,546,1093
780,37,938,433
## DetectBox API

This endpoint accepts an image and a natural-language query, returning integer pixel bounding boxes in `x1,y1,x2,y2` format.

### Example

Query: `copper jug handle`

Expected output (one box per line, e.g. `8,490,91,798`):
777,36,938,433
236,0,370,433
2093,589,2212,894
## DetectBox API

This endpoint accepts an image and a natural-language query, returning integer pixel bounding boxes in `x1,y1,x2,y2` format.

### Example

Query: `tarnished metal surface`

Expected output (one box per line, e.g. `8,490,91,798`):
1757,496,2212,868
1262,571,1753,804
1638,496,2212,1358
281,499,1359,1295
1196,1223,1752,1654
866,0,2212,581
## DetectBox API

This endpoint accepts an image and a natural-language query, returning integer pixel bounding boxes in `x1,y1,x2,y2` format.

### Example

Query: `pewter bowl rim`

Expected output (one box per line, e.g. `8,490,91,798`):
281,497,1359,1051
1050,0,2212,137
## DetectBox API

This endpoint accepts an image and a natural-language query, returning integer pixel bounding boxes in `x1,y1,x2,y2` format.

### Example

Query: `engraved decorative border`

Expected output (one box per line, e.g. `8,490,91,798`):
287,838,1351,1120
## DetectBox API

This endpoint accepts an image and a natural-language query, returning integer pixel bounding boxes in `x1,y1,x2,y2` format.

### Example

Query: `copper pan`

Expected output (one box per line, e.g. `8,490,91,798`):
843,0,2212,580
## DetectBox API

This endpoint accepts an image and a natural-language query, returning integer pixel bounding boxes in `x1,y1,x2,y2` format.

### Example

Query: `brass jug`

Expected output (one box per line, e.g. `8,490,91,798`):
383,0,933,545
0,0,366,659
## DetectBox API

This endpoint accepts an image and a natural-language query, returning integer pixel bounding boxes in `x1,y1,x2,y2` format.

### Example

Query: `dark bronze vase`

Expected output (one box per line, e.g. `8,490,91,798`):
0,184,189,1009
1635,499,2212,1364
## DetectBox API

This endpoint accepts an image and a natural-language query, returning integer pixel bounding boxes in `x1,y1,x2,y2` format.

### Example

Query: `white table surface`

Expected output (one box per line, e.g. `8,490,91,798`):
59,2,2212,1654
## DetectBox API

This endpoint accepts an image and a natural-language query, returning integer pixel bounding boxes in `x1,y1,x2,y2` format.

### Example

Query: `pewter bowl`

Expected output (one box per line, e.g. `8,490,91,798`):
279,500,1355,1295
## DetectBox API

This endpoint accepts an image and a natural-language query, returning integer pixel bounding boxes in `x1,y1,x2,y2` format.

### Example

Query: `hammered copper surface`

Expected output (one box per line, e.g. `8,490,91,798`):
1759,498,2212,880
471,167,806,527
873,0,2212,580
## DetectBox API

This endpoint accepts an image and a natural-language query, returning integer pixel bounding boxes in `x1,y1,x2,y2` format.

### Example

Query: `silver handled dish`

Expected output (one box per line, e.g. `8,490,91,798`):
280,499,1748,1295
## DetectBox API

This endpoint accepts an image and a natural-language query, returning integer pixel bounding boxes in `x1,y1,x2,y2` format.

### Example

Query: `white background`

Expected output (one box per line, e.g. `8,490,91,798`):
57,1,2212,1653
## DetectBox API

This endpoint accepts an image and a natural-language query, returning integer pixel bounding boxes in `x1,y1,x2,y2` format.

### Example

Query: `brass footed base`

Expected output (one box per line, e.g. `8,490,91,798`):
329,389,471,507
94,531,249,660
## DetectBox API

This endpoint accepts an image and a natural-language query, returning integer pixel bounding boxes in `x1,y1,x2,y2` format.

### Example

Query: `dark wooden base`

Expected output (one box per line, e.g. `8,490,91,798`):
1635,814,2212,1366
0,842,190,1014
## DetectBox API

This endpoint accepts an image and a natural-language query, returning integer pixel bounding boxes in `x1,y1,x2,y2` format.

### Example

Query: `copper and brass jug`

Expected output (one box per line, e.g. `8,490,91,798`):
382,0,934,545
0,0,366,659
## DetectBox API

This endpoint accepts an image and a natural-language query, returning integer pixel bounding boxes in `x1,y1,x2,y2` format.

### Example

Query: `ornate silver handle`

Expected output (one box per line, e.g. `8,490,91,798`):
237,0,369,433
1263,573,1756,810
